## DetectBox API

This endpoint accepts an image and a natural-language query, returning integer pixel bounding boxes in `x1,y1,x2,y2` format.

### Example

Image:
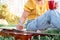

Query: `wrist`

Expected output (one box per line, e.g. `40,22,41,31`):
18,23,23,26
19,20,24,24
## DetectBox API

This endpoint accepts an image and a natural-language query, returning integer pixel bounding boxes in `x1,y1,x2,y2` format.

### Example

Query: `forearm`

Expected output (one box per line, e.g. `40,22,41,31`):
19,10,30,24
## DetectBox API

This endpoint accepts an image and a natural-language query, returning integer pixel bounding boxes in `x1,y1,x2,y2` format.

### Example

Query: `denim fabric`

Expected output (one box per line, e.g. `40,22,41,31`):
26,20,34,27
26,10,60,31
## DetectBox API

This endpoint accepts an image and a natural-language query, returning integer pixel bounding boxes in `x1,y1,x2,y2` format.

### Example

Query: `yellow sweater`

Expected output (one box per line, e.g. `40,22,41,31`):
24,0,49,20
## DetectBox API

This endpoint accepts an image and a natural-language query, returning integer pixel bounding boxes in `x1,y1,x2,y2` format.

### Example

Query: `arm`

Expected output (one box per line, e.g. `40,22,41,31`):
19,10,30,24
16,10,30,30
16,0,34,30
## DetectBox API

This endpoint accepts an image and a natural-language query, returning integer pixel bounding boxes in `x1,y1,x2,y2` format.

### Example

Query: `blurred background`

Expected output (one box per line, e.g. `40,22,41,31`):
0,0,27,28
0,0,60,28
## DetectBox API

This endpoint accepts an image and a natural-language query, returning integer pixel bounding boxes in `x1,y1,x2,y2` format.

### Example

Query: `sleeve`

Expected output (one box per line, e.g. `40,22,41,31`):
24,0,34,12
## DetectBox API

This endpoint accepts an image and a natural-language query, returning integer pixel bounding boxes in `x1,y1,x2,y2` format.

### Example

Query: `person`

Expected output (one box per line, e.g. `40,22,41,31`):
16,0,49,30
26,0,60,31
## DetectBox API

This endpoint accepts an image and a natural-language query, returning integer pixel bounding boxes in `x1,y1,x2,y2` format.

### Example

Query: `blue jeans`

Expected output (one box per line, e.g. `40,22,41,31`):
25,20,33,27
26,10,60,31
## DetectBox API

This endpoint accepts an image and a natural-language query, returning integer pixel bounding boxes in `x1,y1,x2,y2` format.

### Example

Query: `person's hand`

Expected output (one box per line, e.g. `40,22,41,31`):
16,23,23,30
54,2,58,9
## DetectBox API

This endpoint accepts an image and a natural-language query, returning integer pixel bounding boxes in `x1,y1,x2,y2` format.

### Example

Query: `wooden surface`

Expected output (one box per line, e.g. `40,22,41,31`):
0,29,32,40
0,29,60,40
